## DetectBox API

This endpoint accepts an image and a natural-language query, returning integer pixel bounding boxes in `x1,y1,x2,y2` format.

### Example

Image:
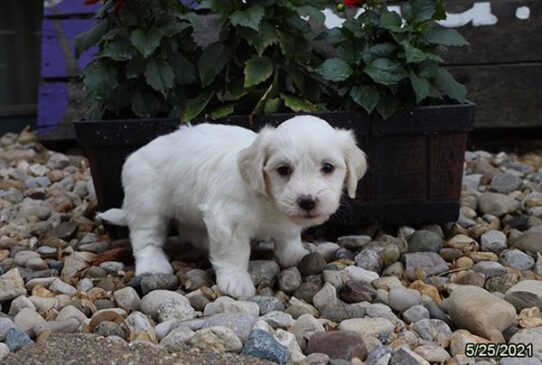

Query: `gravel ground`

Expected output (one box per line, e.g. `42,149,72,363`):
1,333,272,365
1,130,542,365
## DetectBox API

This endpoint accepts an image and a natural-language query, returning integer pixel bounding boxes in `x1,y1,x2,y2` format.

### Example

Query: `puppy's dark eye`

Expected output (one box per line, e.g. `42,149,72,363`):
277,165,292,176
321,163,335,174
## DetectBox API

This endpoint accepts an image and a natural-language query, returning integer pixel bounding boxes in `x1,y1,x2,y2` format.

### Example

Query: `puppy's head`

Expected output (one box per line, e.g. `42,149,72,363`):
238,115,367,227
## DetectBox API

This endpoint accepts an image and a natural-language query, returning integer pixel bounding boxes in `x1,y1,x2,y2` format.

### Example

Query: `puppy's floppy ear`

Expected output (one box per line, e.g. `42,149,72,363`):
237,127,272,196
340,130,368,199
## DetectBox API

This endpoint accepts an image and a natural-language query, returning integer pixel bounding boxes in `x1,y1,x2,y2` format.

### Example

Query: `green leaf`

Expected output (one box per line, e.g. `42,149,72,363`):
410,71,431,103
144,59,175,97
425,28,469,46
402,0,438,23
349,85,380,113
380,10,403,32
208,103,235,119
418,61,439,78
280,93,317,113
244,56,274,88
170,54,197,85
316,58,353,82
182,93,214,122
263,98,282,114
131,89,161,118
434,0,446,20
362,43,397,64
400,40,427,63
364,58,408,86
435,68,467,102
230,4,265,31
130,29,163,58
198,42,232,87
100,37,136,61
159,21,191,38
83,60,118,101
336,43,364,65
243,22,279,56
75,19,107,59
376,94,401,120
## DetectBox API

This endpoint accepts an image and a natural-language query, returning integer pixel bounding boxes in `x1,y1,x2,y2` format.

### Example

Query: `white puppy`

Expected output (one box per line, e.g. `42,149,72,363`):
98,115,367,297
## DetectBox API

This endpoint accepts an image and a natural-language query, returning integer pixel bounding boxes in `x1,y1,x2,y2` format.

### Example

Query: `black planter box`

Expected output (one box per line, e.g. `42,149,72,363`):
74,103,475,226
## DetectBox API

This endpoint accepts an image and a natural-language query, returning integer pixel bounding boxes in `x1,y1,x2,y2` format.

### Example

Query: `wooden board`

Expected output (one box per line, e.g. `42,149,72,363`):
441,0,542,65
41,19,96,78
449,62,542,129
43,0,99,17
38,82,86,128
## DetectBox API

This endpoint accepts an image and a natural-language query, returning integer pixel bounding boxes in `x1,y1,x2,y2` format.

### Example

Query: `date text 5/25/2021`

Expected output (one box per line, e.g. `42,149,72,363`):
465,343,533,358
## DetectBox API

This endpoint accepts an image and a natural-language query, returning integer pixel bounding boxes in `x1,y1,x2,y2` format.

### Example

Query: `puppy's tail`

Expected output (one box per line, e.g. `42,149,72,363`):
96,208,128,226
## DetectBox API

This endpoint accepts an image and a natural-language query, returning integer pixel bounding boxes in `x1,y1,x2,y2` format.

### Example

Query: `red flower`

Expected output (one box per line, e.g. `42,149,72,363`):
343,0,362,7
84,0,124,11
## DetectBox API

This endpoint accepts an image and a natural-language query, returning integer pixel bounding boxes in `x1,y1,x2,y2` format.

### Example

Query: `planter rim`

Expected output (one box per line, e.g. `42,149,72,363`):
73,100,475,125
73,100,475,146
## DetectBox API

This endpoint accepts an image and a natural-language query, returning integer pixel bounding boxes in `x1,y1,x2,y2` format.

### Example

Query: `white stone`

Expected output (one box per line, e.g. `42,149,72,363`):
203,296,259,316
338,317,395,338
190,326,243,353
312,283,337,311
14,307,45,334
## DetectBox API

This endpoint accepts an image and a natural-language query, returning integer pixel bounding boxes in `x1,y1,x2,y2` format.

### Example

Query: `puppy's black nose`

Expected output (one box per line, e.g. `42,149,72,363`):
297,195,316,211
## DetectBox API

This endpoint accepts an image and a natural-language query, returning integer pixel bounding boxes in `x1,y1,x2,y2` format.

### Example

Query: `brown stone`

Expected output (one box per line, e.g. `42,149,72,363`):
307,330,367,361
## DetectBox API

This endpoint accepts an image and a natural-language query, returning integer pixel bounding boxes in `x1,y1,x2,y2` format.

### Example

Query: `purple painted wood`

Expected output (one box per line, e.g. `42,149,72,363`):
41,19,96,79
44,0,99,17
44,0,196,17
38,83,68,127
37,81,87,133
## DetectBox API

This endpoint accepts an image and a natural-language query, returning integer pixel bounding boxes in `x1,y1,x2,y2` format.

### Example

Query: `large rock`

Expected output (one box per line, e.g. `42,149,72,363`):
140,290,195,321
390,347,429,365
190,326,243,353
478,192,518,217
241,329,290,365
183,313,256,342
490,173,522,193
0,269,26,301
203,297,259,317
505,280,542,311
338,318,394,338
513,232,542,255
510,327,542,353
306,330,367,361
292,314,324,349
447,285,516,342
408,230,443,253
403,253,449,279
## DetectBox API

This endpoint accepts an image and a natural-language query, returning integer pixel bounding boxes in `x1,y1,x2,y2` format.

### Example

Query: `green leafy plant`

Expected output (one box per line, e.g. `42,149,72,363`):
317,0,469,119
76,0,330,121
77,0,468,121
76,0,200,119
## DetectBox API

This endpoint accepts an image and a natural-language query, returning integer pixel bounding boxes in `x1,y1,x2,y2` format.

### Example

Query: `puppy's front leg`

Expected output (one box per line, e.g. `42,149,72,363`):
273,231,310,268
208,225,255,298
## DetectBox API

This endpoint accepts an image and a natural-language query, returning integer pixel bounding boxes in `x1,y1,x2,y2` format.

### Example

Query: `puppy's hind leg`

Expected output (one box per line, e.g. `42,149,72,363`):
129,215,173,276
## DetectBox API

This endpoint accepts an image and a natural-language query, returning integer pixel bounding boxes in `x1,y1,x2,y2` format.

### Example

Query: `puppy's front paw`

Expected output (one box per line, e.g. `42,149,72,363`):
216,270,256,298
135,257,173,277
276,246,310,268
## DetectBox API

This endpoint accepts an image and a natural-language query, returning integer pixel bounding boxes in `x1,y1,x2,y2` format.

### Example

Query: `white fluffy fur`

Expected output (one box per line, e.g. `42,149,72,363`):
98,115,367,298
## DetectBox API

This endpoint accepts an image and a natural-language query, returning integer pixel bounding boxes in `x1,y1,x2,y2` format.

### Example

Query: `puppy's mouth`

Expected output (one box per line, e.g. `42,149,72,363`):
288,212,330,225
